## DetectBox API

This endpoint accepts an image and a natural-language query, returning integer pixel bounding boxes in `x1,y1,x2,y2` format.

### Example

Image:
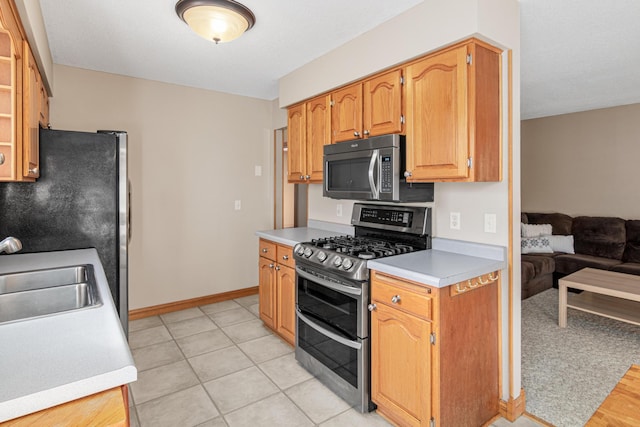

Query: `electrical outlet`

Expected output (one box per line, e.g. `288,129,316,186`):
234,200,241,210
254,165,262,176
484,213,497,233
336,204,343,217
450,212,461,230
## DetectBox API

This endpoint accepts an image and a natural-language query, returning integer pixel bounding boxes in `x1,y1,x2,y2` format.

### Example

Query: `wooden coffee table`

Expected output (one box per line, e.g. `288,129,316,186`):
558,268,640,328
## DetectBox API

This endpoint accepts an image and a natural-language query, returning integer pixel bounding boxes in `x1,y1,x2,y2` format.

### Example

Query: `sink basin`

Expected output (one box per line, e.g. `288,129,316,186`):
0,265,102,324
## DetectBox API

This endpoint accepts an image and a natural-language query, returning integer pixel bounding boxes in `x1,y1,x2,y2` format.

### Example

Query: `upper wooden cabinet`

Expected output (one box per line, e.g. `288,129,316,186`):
0,0,48,182
331,82,362,142
331,68,404,143
287,95,330,184
23,45,40,178
405,40,501,182
286,37,501,184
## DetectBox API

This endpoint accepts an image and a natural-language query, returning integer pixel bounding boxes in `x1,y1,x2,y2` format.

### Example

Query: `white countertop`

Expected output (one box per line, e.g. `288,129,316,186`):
255,220,353,247
368,238,507,287
257,222,507,288
0,249,137,422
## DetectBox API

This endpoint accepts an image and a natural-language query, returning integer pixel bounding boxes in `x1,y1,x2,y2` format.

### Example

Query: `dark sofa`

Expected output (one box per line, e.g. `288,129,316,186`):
521,213,640,299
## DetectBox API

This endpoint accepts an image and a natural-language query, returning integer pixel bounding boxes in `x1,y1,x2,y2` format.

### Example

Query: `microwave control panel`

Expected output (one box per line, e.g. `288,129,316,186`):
381,155,392,192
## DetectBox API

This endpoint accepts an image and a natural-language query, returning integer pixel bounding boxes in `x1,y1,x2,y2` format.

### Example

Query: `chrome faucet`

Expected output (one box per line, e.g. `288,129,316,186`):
0,237,22,254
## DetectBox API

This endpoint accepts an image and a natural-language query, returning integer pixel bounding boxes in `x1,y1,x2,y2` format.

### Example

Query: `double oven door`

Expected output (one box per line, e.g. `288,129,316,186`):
294,263,373,412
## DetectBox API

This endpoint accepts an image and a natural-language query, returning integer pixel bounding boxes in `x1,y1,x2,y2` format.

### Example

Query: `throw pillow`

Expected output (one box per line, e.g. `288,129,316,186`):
521,236,553,254
521,223,553,238
548,235,575,254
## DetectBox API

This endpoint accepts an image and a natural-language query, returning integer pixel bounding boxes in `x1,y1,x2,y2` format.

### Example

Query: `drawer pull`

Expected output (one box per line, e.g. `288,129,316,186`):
262,248,268,253
283,255,289,260
0,153,4,165
269,263,274,269
368,303,377,311
391,295,401,304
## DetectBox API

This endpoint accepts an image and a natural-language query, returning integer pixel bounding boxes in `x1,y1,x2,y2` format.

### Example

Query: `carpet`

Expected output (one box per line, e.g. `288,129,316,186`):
521,288,640,427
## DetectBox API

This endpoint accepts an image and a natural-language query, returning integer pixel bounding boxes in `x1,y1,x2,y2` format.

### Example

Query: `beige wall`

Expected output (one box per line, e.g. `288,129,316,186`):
50,65,275,310
522,103,640,219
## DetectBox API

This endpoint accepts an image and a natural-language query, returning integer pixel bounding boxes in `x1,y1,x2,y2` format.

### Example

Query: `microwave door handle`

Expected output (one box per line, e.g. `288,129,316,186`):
368,149,379,199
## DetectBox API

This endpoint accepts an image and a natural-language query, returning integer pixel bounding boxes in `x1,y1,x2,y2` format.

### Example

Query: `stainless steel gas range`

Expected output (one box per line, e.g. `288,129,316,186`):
293,203,432,412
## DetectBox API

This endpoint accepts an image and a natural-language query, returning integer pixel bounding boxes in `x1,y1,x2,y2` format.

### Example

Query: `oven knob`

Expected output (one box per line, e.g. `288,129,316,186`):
303,247,313,258
294,244,304,256
317,251,327,262
342,258,353,270
333,256,343,267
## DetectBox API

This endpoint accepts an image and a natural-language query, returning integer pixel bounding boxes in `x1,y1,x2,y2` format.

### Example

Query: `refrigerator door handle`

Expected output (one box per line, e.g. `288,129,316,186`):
127,180,132,244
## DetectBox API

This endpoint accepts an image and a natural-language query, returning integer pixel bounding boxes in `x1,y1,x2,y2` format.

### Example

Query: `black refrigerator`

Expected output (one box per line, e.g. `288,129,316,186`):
0,128,130,335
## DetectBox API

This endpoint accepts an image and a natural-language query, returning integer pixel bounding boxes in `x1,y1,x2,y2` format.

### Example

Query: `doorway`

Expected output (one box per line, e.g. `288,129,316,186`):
274,127,307,229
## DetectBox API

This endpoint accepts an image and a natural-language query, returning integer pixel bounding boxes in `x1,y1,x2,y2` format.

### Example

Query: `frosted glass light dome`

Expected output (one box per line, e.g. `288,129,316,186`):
176,0,255,44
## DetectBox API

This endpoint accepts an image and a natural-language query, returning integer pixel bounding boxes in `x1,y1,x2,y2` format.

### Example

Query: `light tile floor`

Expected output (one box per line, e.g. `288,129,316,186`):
128,294,546,427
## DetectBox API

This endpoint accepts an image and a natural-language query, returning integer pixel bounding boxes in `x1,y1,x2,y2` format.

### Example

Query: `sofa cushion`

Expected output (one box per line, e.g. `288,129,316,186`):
526,213,573,235
572,216,626,260
610,263,640,275
521,261,536,284
554,253,623,275
521,254,555,276
623,220,640,263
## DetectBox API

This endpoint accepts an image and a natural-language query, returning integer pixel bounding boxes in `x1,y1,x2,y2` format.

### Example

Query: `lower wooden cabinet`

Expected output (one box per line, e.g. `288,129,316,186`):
370,270,500,427
371,301,432,427
258,239,295,345
3,385,129,426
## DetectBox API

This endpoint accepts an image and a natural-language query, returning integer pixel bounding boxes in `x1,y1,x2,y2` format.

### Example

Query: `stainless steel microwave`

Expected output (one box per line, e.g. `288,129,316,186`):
323,134,434,202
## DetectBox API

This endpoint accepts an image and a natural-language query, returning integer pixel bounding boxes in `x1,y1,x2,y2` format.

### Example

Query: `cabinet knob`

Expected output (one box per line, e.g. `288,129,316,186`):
363,130,370,136
354,131,360,137
275,266,281,271
305,175,310,180
269,263,274,269
0,153,4,165
403,171,412,178
300,175,304,180
367,303,377,312
29,167,39,175
283,255,289,260
262,248,268,253
391,295,401,304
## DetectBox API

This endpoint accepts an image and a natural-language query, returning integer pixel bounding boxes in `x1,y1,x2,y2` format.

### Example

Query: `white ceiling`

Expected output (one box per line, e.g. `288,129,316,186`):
39,0,640,120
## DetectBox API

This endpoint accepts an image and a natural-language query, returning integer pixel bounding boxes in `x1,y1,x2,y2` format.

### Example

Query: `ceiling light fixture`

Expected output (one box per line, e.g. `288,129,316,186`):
175,0,256,44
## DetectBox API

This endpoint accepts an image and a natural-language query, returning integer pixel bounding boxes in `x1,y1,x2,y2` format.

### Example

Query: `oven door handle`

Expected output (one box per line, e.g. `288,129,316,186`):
297,310,362,350
368,149,379,199
295,266,362,296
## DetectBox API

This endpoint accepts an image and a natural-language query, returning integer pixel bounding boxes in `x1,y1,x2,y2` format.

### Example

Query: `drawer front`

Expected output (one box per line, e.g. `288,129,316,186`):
372,273,432,320
277,245,294,269
259,239,277,261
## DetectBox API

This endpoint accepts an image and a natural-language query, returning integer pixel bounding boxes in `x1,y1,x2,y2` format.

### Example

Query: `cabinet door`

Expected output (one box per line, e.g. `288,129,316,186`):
363,69,403,137
371,302,431,427
0,3,20,181
405,45,469,181
287,103,306,183
23,45,39,179
276,265,295,345
305,95,330,183
331,83,362,143
258,257,276,329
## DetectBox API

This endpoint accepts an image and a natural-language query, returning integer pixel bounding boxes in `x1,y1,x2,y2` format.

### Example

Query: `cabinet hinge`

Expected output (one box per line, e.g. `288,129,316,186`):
466,53,472,65
400,115,405,124
400,76,405,85
430,332,436,345
330,100,335,107
467,157,473,168
430,417,436,427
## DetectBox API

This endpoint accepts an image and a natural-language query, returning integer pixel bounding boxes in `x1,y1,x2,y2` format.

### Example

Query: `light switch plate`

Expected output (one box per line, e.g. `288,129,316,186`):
234,200,241,210
336,204,343,217
254,165,262,176
484,213,497,233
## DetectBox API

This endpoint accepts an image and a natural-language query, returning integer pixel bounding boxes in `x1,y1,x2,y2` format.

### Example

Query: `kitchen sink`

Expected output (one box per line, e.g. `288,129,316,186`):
0,265,102,324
